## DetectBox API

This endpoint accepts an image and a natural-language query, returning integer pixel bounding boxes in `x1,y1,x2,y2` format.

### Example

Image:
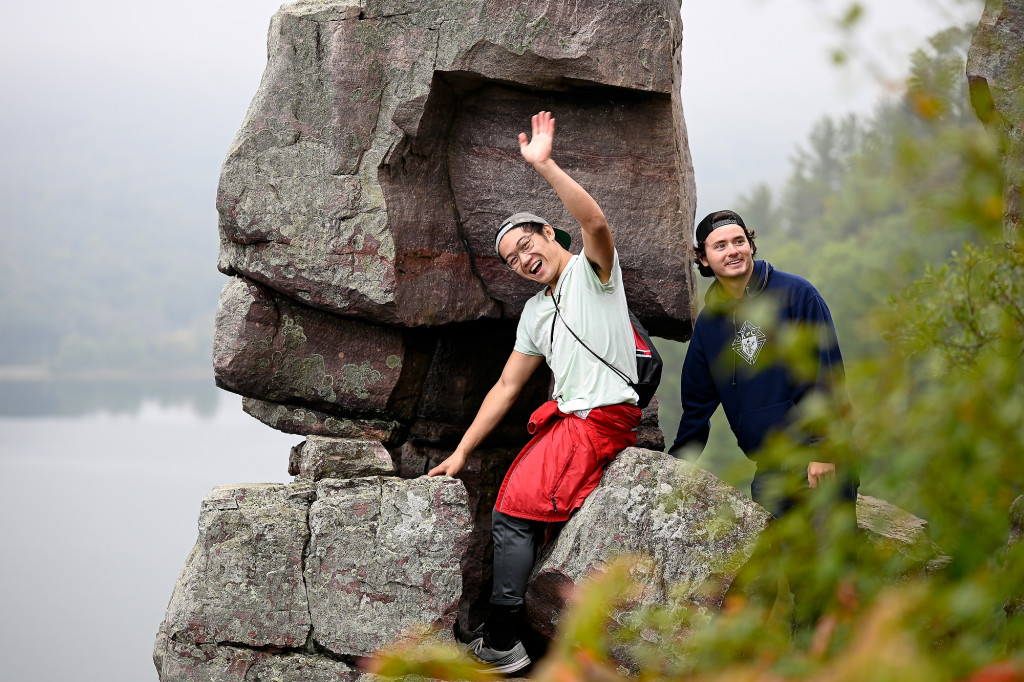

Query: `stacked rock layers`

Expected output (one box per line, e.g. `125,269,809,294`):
213,0,697,447
154,448,472,681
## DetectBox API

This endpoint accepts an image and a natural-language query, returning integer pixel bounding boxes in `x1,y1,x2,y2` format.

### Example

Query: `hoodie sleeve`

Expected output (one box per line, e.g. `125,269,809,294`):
800,294,846,399
668,323,720,459
791,292,853,438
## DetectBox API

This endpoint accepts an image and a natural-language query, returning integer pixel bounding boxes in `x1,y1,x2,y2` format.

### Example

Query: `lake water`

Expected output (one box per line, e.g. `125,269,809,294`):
0,380,302,682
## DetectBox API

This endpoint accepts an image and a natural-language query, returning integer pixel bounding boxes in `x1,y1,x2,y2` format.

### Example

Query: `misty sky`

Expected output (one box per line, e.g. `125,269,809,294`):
0,0,982,259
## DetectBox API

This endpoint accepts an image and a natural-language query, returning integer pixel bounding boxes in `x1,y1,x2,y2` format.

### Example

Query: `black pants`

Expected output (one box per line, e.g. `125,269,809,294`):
490,509,548,607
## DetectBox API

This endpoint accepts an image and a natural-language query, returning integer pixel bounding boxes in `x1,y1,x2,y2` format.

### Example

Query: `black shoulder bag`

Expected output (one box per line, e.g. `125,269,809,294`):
548,287,663,409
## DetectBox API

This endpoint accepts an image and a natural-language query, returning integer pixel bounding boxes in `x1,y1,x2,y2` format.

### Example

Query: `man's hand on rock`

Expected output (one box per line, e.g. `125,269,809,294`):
428,451,467,477
807,461,836,489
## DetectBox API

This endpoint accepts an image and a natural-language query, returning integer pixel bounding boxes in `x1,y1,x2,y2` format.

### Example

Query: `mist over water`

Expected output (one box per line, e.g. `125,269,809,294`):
0,387,301,682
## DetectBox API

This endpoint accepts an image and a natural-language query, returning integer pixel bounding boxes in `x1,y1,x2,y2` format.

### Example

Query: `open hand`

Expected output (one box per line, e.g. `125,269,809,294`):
519,110,555,167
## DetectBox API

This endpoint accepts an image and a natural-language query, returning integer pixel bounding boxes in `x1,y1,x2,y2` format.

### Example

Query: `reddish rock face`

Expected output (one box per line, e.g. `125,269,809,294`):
216,0,696,331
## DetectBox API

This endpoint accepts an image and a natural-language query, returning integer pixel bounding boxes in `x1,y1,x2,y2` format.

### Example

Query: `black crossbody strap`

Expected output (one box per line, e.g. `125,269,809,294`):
548,285,634,387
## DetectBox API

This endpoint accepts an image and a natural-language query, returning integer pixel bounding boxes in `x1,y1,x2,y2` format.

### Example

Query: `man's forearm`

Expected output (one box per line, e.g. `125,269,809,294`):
529,158,607,235
452,381,520,458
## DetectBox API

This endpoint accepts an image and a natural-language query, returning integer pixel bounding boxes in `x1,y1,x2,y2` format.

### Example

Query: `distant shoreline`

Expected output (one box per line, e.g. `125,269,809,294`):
0,366,213,383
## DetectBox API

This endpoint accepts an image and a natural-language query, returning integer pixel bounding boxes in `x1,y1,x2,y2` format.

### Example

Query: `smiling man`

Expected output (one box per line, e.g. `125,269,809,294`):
669,209,856,516
428,111,642,673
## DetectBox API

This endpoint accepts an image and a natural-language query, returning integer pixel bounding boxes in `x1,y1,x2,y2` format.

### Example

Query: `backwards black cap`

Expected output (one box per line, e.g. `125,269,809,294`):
695,210,747,244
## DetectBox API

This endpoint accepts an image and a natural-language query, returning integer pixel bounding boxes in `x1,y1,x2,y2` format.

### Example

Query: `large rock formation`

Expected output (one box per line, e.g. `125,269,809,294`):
162,0,779,679
968,0,1024,246
197,0,697,657
213,0,697,444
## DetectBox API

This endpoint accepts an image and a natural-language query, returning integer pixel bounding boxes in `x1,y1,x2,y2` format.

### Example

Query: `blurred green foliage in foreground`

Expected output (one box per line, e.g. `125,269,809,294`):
374,17,1024,681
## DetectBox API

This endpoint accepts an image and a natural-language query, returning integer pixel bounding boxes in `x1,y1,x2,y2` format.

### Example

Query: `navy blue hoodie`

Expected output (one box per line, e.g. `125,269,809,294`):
670,260,845,457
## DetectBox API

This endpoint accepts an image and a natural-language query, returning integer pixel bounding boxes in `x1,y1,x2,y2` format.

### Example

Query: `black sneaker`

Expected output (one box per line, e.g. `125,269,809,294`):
464,634,531,674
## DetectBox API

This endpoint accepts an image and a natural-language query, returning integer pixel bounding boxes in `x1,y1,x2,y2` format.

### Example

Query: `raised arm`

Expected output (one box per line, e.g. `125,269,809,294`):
519,111,615,282
427,350,544,477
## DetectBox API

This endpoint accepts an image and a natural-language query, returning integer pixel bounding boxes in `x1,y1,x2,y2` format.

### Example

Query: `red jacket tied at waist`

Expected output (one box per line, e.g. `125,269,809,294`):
494,400,642,522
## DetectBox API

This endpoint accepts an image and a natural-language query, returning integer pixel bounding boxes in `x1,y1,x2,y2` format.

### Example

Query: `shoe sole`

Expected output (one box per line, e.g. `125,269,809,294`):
478,654,531,675
464,637,531,675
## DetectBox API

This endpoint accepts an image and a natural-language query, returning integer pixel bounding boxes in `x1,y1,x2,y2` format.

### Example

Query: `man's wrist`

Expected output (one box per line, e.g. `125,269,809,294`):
530,157,558,175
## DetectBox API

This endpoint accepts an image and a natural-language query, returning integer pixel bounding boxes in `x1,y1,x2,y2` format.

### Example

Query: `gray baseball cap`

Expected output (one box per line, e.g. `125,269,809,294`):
494,212,572,257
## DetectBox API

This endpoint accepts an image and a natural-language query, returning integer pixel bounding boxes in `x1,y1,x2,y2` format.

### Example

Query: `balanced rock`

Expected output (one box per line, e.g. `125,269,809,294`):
212,0,696,441
217,0,696,334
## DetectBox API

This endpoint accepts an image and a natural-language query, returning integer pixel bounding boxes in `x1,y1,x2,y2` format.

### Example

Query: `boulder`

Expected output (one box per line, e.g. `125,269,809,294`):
520,462,954,649
288,436,396,480
968,0,1024,245
855,494,951,573
213,276,432,421
305,476,472,657
160,483,314,649
216,0,696,336
156,476,471,678
524,448,772,639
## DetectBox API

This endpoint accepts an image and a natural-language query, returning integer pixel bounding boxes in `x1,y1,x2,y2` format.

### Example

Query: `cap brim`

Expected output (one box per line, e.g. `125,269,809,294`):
554,228,571,250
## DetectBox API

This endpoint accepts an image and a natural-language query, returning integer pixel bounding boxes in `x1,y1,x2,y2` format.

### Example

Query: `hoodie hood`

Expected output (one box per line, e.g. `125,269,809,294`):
704,260,773,310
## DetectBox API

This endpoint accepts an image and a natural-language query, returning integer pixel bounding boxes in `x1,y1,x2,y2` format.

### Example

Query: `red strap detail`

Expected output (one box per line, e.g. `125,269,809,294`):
632,325,652,357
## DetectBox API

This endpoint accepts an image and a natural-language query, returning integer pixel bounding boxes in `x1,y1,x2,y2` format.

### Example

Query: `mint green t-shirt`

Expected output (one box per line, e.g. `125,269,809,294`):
514,250,639,413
